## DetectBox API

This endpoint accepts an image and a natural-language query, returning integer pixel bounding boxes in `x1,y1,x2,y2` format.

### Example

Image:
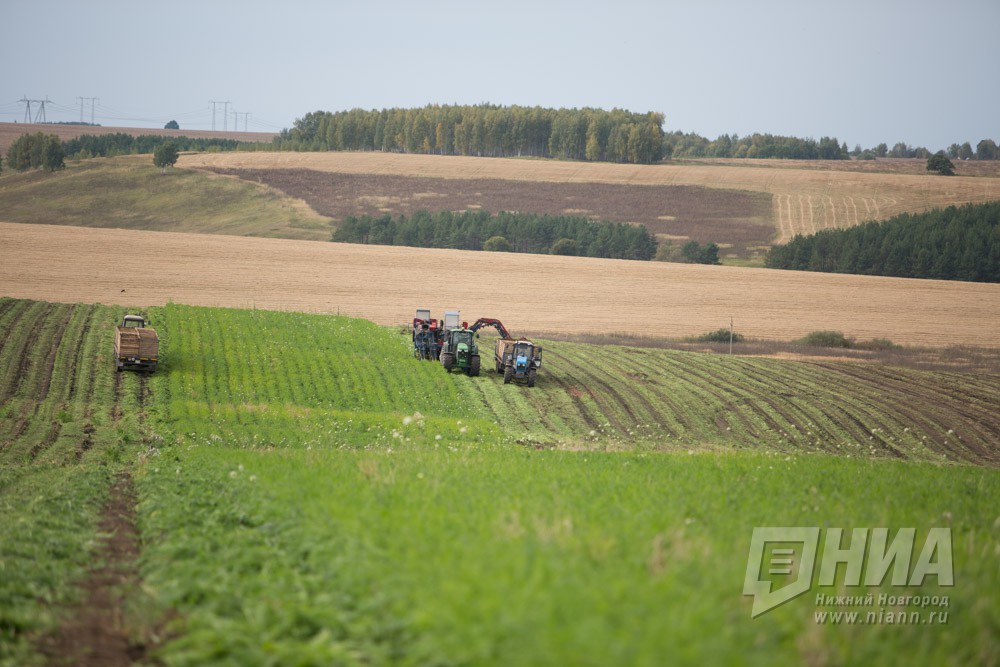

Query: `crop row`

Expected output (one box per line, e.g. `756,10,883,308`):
0,299,146,666
153,303,502,450
467,336,1000,465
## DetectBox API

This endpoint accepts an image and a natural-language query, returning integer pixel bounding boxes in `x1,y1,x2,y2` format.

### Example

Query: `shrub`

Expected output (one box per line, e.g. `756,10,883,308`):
855,338,901,351
692,328,745,343
483,235,511,252
794,330,854,348
551,238,579,256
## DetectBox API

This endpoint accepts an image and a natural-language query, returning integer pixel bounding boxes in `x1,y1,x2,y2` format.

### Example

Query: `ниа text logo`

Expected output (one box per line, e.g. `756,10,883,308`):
742,527,953,618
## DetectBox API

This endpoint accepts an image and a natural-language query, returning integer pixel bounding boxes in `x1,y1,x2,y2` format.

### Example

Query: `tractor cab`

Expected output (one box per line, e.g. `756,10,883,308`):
452,329,475,353
512,340,535,373
440,329,481,376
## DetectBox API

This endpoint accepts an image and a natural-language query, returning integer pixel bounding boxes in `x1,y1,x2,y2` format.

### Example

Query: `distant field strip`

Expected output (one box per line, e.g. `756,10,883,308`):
774,193,898,240
4,222,1000,347
182,152,1000,241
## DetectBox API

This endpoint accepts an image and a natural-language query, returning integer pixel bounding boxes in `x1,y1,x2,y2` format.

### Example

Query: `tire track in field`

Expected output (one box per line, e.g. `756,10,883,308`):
657,355,803,442
826,195,837,229
39,473,150,666
787,361,949,459
749,361,904,451
0,298,19,325
555,346,665,431
541,349,613,433
596,351,690,438
0,302,48,406
23,306,77,461
3,304,72,456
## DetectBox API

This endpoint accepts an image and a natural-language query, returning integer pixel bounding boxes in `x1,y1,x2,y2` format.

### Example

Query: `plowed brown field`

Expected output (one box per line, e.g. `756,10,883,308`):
182,152,1000,243
4,221,998,347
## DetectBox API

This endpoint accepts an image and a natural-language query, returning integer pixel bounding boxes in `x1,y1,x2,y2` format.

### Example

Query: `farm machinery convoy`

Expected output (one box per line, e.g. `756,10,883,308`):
412,309,542,386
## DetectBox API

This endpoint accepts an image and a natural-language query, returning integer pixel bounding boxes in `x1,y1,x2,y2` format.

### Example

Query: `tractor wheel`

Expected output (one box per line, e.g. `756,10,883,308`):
526,369,537,387
470,355,481,377
441,353,454,371
503,365,513,384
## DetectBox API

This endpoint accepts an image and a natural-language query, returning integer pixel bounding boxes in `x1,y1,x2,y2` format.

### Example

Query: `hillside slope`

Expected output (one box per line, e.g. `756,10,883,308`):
0,157,330,239
182,151,1000,242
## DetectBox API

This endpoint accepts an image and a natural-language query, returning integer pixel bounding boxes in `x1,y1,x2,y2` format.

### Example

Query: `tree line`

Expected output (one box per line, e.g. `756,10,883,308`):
279,104,666,164
764,202,1000,283
665,131,850,160
665,132,1000,161
331,209,658,260
60,133,257,158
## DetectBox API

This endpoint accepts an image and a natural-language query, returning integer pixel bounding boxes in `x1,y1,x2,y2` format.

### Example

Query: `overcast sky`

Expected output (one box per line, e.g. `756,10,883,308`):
1,0,996,151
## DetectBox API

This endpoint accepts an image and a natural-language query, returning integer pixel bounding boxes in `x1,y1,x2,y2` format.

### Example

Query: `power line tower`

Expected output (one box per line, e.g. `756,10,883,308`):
20,96,51,123
77,96,98,124
233,111,250,132
210,100,231,131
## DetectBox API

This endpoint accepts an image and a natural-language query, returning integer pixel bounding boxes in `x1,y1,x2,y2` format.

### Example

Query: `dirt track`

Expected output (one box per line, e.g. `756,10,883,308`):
3,222,999,347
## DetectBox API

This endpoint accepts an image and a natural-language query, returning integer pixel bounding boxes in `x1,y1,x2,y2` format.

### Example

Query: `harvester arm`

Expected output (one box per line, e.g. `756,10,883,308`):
469,318,511,340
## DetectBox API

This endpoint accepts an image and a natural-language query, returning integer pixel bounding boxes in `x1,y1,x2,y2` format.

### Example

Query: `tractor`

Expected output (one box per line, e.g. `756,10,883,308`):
412,309,442,360
495,338,542,387
440,328,481,376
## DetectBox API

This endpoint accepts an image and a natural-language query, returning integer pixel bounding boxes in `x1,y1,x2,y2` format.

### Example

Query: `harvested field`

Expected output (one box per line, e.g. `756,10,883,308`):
684,157,1000,178
3,222,999,347
184,152,1000,243
0,122,275,154
208,168,774,251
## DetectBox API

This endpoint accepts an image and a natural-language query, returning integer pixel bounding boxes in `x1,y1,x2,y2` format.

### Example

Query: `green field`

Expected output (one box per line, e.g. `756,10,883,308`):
1,298,998,665
0,157,331,239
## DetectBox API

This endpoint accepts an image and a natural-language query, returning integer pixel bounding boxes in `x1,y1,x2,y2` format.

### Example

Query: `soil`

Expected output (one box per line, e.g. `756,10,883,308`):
207,168,776,254
37,474,147,667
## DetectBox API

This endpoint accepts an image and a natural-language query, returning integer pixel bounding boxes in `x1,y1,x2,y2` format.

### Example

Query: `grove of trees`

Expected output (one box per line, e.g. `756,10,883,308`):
765,202,1000,283
6,132,65,172
665,131,850,160
332,209,658,260
60,133,256,158
278,104,665,164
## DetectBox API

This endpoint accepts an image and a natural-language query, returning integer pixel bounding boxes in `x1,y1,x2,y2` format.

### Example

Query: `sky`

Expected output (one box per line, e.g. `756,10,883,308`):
1,0,997,151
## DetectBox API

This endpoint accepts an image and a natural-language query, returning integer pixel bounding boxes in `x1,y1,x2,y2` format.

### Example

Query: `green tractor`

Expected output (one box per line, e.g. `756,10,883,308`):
440,328,481,376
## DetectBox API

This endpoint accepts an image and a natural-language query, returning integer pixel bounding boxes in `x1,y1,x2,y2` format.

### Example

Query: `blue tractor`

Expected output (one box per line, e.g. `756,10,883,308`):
495,338,542,387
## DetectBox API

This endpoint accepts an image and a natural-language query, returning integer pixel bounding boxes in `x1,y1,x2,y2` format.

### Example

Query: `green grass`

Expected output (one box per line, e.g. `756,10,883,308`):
0,156,332,239
2,298,999,665
137,446,1000,666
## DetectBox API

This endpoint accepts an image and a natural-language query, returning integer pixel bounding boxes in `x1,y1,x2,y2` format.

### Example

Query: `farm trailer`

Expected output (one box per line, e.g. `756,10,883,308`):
114,314,158,372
